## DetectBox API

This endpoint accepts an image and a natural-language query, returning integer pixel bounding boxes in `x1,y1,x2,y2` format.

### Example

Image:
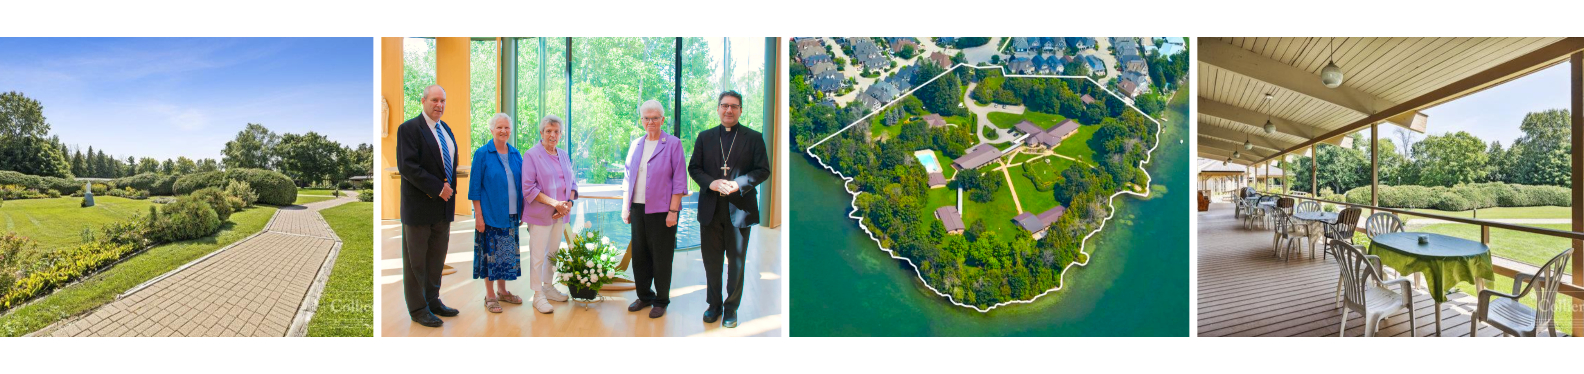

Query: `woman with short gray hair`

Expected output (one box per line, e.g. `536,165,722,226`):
519,114,578,314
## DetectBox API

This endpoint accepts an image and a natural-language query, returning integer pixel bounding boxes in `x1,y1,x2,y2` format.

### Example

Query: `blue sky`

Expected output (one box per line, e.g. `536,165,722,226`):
1396,63,1571,148
0,37,371,161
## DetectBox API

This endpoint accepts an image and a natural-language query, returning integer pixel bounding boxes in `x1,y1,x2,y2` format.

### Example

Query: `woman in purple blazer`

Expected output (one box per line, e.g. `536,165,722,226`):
520,114,579,314
622,100,688,319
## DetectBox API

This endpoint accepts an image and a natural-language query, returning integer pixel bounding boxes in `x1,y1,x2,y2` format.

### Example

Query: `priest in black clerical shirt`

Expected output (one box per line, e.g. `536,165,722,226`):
686,90,770,329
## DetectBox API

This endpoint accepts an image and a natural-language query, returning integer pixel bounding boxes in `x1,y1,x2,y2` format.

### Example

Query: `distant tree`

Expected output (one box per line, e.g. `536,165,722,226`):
1507,109,1571,186
160,159,175,174
222,123,279,170
1410,131,1488,187
276,131,343,186
196,158,220,173
0,91,71,178
174,156,197,174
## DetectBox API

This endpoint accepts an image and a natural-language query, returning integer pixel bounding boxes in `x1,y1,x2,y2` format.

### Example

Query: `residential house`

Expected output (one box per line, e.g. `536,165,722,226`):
1013,119,1080,149
952,143,1002,170
1083,55,1106,76
810,70,844,93
1007,56,1035,74
936,206,965,235
1014,205,1068,239
1012,37,1030,52
851,38,889,71
921,113,949,129
1066,37,1095,50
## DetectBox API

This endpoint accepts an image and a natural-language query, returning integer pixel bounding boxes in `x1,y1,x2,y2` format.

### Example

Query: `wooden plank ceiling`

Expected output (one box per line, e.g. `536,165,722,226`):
1197,37,1564,166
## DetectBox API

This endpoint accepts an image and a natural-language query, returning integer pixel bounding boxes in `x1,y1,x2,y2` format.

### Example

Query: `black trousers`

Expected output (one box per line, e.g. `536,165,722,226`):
402,221,450,318
702,218,751,310
630,203,676,307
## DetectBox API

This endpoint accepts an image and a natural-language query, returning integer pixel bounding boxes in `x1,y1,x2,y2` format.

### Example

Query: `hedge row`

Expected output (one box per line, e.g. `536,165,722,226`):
110,173,178,195
1343,182,1571,211
0,170,79,195
173,169,296,206
0,237,137,311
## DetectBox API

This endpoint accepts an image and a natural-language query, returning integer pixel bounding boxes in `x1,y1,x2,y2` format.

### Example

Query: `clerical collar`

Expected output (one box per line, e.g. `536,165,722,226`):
721,123,737,132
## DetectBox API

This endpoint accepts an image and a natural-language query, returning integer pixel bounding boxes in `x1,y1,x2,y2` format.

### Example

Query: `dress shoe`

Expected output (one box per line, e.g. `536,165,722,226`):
412,312,443,328
442,264,457,275
703,306,723,323
429,302,459,317
648,305,667,319
722,310,738,328
627,299,652,312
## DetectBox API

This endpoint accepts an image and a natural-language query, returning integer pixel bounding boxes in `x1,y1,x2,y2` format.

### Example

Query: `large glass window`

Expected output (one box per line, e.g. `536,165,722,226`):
469,39,498,149
401,38,435,121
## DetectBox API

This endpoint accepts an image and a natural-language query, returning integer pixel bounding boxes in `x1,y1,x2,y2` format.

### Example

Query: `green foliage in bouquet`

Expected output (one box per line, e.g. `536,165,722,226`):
553,228,622,299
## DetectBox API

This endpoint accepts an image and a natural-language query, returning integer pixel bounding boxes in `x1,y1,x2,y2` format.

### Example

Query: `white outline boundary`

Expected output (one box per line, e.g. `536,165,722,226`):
804,62,1165,313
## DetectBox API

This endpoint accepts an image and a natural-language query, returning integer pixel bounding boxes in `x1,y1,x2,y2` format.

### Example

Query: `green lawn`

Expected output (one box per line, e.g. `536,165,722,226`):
1414,223,1571,268
959,173,1023,235
0,196,155,255
307,202,373,337
1403,206,1571,220
298,188,342,196
986,110,1069,130
1011,169,1059,215
0,205,278,336
1052,124,1100,166
294,195,336,205
1009,152,1038,165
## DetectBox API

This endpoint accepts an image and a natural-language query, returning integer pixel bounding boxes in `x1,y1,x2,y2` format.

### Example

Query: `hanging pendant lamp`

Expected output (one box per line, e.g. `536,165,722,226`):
1321,37,1344,88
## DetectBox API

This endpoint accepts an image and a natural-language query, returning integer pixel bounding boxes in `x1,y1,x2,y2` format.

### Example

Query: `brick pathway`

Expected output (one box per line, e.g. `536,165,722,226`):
44,195,355,337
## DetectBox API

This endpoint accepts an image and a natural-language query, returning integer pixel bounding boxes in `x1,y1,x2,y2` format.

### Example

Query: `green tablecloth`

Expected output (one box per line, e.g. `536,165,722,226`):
1367,232,1495,303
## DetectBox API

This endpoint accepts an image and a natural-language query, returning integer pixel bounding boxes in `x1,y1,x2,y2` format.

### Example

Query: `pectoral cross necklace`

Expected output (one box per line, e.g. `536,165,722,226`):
718,126,740,196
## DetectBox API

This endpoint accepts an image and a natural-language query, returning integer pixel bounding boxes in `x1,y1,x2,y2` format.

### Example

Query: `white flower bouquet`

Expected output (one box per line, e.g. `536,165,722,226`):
552,227,621,300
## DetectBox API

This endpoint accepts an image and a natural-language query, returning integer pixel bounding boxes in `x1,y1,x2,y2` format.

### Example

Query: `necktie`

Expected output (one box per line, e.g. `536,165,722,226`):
435,123,453,181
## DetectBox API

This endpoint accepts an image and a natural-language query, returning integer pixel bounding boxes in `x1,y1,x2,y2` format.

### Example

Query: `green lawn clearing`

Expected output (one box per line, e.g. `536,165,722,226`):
306,202,373,337
0,196,155,255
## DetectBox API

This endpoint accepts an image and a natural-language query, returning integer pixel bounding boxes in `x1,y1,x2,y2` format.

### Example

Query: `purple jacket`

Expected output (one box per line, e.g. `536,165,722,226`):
623,132,687,215
520,144,578,226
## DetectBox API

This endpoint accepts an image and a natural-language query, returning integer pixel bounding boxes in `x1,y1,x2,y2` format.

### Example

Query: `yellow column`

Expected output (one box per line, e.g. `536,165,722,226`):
380,37,403,220
436,37,473,217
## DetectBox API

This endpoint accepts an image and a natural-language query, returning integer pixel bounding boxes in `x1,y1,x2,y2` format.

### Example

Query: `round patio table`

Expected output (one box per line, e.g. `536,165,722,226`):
1285,211,1336,259
1367,232,1494,336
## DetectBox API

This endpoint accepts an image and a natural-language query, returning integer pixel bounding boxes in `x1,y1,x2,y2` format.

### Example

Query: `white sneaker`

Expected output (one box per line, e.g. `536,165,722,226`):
533,295,554,314
542,285,569,302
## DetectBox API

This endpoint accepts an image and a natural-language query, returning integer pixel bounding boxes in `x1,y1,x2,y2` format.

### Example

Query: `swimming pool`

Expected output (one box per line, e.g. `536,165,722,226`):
913,150,943,173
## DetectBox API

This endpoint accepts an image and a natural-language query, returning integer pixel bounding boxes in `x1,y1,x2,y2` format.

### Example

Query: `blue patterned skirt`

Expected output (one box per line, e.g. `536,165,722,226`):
472,214,521,281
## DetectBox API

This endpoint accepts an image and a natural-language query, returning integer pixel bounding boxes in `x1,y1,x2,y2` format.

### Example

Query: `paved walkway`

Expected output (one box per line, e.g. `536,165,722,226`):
43,195,355,337
963,82,1024,144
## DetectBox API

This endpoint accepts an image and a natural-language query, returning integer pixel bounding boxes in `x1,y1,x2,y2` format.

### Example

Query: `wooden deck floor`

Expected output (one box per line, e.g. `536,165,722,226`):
1197,204,1506,337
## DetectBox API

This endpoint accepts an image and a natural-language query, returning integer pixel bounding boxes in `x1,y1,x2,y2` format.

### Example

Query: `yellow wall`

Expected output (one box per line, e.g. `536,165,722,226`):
436,37,473,217
379,37,402,220
379,37,474,220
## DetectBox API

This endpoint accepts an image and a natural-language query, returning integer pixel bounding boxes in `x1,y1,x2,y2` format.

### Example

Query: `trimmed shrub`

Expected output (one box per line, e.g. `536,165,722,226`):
224,180,258,207
111,173,178,195
358,188,373,202
190,187,235,221
149,196,221,243
1346,182,1571,211
98,219,148,247
175,169,295,206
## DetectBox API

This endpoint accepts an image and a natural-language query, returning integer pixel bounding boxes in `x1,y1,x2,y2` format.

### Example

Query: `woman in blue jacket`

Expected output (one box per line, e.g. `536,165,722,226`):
468,113,526,313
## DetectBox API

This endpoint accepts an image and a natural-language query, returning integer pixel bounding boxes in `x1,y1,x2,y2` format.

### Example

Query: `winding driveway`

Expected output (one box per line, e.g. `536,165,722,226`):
963,82,1025,144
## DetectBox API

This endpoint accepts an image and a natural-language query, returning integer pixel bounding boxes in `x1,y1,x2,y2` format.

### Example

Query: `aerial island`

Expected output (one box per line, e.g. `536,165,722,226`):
790,37,1186,310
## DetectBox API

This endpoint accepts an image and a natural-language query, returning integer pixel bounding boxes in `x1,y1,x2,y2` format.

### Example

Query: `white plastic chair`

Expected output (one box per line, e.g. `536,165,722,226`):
1472,248,1573,337
1333,239,1417,337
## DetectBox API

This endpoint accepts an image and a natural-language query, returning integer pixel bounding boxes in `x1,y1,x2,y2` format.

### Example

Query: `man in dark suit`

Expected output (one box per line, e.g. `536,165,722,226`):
687,90,770,329
397,84,461,328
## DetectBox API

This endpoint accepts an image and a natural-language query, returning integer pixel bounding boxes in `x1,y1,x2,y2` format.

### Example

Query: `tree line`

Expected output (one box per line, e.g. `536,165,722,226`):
1285,109,1575,195
0,91,371,187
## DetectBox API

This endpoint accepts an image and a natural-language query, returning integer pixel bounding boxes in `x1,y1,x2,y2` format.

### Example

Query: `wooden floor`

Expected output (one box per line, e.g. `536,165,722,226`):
378,216,782,337
1197,204,1505,337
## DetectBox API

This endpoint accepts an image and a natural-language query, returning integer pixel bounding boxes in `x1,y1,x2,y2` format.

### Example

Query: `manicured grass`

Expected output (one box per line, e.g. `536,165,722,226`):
959,173,1023,235
1011,168,1059,215
1413,223,1571,268
298,188,341,196
986,111,1024,129
1403,206,1571,220
1052,124,1100,166
986,110,1069,130
294,195,336,205
1009,151,1038,165
0,196,154,254
0,205,277,337
981,124,1000,140
307,202,373,337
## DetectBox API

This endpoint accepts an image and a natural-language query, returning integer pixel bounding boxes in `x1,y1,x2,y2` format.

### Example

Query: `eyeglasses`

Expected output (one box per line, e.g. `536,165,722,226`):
641,116,664,123
718,104,741,110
